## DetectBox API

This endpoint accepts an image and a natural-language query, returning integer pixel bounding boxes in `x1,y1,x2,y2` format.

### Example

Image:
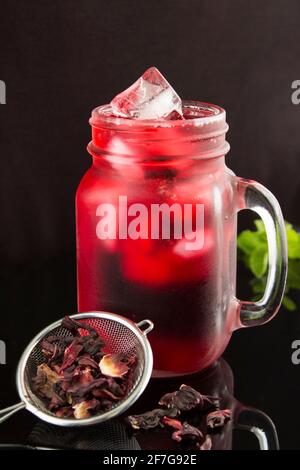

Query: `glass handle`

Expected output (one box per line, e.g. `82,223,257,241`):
234,404,279,450
235,178,287,326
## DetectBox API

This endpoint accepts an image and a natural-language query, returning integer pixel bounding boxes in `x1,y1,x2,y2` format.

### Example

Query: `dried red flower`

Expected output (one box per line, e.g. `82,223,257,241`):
128,409,166,430
171,422,203,443
99,354,129,378
206,409,231,429
162,416,183,430
127,383,230,451
32,316,136,419
73,398,99,419
159,384,219,412
128,407,178,430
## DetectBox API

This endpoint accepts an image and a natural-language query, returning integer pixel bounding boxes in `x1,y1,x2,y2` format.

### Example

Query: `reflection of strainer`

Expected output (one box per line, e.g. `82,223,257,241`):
28,419,141,450
0,312,154,427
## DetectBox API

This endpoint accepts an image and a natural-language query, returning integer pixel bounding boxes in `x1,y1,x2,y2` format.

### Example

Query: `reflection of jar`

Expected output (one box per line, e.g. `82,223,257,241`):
76,101,287,376
130,359,279,450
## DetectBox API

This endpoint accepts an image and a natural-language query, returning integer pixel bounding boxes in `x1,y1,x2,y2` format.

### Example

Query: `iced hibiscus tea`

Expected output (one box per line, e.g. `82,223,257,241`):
76,101,236,376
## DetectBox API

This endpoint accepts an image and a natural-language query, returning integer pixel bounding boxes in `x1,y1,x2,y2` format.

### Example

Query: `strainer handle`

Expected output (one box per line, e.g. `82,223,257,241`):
0,402,25,424
136,319,154,336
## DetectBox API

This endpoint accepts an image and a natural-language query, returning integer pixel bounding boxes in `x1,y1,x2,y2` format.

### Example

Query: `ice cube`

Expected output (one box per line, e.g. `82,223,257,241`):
110,67,183,120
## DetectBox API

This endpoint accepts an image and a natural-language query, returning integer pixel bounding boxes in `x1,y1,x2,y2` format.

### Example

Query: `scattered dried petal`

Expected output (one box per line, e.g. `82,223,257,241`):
128,409,166,430
171,422,203,443
206,409,231,430
159,384,219,412
128,407,179,430
99,354,129,378
162,416,183,430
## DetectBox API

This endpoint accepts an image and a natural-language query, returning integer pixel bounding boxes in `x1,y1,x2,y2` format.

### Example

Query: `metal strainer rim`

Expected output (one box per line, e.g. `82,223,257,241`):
16,311,153,427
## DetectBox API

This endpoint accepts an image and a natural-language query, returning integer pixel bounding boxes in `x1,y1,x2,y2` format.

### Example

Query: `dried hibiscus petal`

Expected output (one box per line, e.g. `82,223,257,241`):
162,416,183,430
78,366,95,385
159,384,219,412
32,316,137,419
73,398,99,419
62,316,102,340
33,363,61,399
101,398,113,411
99,354,129,378
162,416,204,444
77,355,99,369
41,340,62,361
128,407,178,430
67,377,108,397
92,388,123,401
55,406,74,418
105,377,124,397
128,409,166,430
60,338,83,371
171,422,203,443
80,335,104,356
126,355,137,367
49,393,66,410
206,409,231,430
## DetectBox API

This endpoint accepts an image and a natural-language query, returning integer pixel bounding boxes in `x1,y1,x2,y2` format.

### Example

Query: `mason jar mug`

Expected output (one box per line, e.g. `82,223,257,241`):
76,102,287,377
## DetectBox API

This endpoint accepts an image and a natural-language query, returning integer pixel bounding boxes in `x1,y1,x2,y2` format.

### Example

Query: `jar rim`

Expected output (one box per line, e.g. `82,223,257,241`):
90,100,226,131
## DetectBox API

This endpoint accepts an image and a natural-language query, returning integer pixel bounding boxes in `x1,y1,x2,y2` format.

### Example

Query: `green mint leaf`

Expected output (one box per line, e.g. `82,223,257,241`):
237,230,260,255
254,219,265,232
285,284,290,293
250,277,266,294
286,259,300,290
239,219,300,310
287,228,300,259
282,295,297,311
285,221,293,231
251,294,262,302
286,227,298,242
253,219,268,244
249,246,268,278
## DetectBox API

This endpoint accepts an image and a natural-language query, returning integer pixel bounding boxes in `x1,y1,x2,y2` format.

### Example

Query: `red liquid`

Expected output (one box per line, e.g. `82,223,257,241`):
76,102,235,376
76,165,236,375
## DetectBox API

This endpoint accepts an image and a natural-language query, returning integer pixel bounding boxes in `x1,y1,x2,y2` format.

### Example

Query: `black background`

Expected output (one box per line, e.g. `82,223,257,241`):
0,0,300,450
1,0,300,264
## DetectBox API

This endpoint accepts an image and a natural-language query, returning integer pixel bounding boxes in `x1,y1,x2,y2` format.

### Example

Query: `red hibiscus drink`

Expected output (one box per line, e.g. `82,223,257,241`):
76,68,287,376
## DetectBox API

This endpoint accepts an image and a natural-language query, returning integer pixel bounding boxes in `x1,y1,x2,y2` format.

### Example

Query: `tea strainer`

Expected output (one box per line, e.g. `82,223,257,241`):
0,312,154,427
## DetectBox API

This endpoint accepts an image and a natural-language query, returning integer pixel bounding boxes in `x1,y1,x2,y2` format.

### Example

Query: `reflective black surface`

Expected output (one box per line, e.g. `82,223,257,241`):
0,257,299,449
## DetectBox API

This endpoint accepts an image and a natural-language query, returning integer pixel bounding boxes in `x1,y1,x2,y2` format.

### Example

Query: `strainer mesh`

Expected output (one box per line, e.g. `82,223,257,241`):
24,317,145,420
